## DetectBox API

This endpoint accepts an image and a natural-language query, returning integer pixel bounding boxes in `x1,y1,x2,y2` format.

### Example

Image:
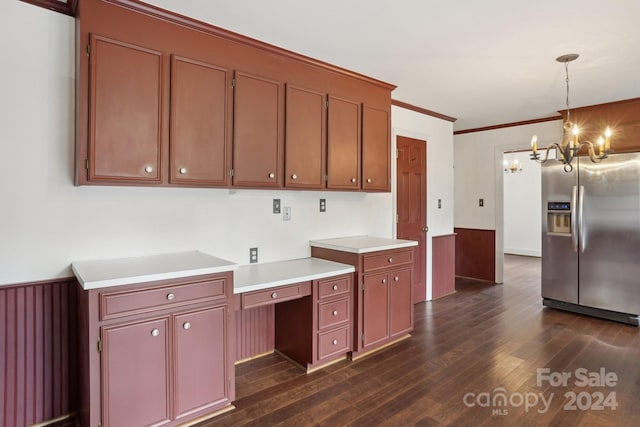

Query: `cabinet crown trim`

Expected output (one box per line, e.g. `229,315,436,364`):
101,0,396,90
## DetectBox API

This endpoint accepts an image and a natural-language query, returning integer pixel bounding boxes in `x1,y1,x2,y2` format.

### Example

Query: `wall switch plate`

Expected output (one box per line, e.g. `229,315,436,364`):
479,198,484,207
438,199,442,209
319,198,326,212
273,199,281,214
283,206,292,221
249,247,258,263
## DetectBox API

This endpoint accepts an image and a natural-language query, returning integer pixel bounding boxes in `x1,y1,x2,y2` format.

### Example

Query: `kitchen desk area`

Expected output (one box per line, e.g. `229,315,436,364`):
71,236,416,426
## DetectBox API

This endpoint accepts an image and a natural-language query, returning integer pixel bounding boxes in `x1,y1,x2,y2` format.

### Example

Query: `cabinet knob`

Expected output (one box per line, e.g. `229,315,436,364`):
271,292,278,299
332,339,338,345
382,278,387,284
183,322,191,330
268,172,275,179
332,284,338,291
291,174,297,180
332,310,338,316
166,293,175,301
151,328,160,337
179,167,187,175
394,276,400,282
366,178,372,183
350,178,356,183
388,258,393,263
144,165,154,173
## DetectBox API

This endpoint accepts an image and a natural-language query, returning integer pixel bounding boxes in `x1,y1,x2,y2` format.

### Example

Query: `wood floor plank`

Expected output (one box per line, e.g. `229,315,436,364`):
197,255,640,426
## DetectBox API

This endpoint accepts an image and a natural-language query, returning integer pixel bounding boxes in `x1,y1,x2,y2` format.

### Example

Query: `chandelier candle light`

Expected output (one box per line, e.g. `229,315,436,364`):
530,54,612,172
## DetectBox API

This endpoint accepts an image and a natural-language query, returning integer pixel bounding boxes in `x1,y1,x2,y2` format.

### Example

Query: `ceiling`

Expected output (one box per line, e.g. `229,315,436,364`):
119,1,640,130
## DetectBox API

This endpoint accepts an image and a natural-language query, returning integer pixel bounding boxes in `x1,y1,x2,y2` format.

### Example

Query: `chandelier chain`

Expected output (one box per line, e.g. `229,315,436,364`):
565,61,571,124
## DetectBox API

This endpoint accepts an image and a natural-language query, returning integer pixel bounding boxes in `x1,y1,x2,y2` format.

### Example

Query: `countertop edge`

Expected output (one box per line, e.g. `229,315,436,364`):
77,265,239,290
233,265,355,294
309,240,418,254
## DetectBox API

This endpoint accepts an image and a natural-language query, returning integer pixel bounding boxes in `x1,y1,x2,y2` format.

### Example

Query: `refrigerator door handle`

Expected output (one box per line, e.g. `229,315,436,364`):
579,185,585,253
571,185,578,252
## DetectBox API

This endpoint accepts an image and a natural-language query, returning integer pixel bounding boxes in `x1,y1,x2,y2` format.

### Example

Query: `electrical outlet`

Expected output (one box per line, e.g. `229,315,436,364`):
283,206,292,221
438,199,442,209
479,198,484,207
273,199,281,214
319,198,326,212
249,247,258,263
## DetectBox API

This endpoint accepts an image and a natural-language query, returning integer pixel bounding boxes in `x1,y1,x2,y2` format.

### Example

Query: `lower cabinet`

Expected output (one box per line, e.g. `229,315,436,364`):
273,274,353,371
311,246,415,358
77,273,234,427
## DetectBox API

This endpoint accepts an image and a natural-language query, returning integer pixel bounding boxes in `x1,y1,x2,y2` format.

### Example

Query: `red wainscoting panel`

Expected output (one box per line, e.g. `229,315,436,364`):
432,234,456,299
0,279,77,427
235,305,274,362
454,228,496,282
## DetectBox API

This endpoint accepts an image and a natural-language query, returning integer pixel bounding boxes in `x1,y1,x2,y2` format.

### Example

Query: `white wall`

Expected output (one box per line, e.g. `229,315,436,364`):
1,3,455,291
391,106,455,300
453,120,562,281
502,151,541,257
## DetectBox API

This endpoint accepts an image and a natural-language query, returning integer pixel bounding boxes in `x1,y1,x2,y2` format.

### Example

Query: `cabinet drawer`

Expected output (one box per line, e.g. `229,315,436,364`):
363,249,413,272
242,281,311,309
317,275,351,299
318,298,350,330
100,278,226,320
317,326,350,360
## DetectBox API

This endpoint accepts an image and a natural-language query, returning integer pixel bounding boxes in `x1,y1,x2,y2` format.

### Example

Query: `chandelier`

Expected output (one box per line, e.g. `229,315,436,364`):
530,54,612,172
503,151,523,174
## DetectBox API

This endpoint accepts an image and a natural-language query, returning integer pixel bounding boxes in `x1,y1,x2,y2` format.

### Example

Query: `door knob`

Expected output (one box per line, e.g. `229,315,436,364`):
422,226,429,232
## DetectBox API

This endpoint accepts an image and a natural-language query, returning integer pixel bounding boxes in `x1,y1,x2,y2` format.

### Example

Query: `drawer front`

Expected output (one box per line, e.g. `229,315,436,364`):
317,275,351,300
318,298,350,330
242,281,311,309
363,249,413,272
101,278,226,320
317,326,350,360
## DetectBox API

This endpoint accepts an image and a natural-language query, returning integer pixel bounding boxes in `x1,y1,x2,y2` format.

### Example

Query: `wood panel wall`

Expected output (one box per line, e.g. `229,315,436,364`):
432,234,456,299
0,279,77,427
234,306,275,362
559,98,640,153
454,228,496,282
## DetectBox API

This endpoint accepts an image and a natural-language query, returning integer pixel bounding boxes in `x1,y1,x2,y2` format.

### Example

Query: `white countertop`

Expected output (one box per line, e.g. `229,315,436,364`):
234,258,355,294
309,235,418,254
72,251,238,290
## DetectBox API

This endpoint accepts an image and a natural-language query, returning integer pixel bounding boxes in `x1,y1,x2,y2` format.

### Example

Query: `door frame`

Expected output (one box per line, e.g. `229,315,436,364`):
391,127,431,301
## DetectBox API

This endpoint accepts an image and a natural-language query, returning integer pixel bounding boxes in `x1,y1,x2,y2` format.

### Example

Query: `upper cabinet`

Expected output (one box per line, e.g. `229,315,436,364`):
362,106,391,192
285,85,326,189
169,56,231,186
232,72,284,188
76,0,394,191
88,35,163,183
327,96,361,190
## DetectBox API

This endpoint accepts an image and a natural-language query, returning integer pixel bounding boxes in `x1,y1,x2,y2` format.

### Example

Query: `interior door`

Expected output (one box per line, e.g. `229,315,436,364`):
396,136,427,303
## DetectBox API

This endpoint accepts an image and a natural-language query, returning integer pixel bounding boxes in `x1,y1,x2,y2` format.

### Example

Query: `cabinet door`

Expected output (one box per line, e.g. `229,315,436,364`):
327,96,361,190
390,268,413,337
362,272,389,348
362,106,390,191
285,85,326,189
233,71,283,187
170,56,230,186
88,34,163,183
174,306,229,419
101,318,170,427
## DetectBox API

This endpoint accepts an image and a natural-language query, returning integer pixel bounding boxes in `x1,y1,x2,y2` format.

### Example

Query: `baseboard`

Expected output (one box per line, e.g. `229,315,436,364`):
28,413,75,427
504,248,541,257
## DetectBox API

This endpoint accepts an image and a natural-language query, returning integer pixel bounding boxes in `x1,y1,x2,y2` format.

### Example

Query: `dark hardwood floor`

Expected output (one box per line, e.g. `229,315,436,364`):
199,255,640,426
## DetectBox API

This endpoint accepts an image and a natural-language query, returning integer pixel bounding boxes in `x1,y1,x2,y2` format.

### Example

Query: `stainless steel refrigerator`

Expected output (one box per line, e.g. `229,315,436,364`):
542,152,640,325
